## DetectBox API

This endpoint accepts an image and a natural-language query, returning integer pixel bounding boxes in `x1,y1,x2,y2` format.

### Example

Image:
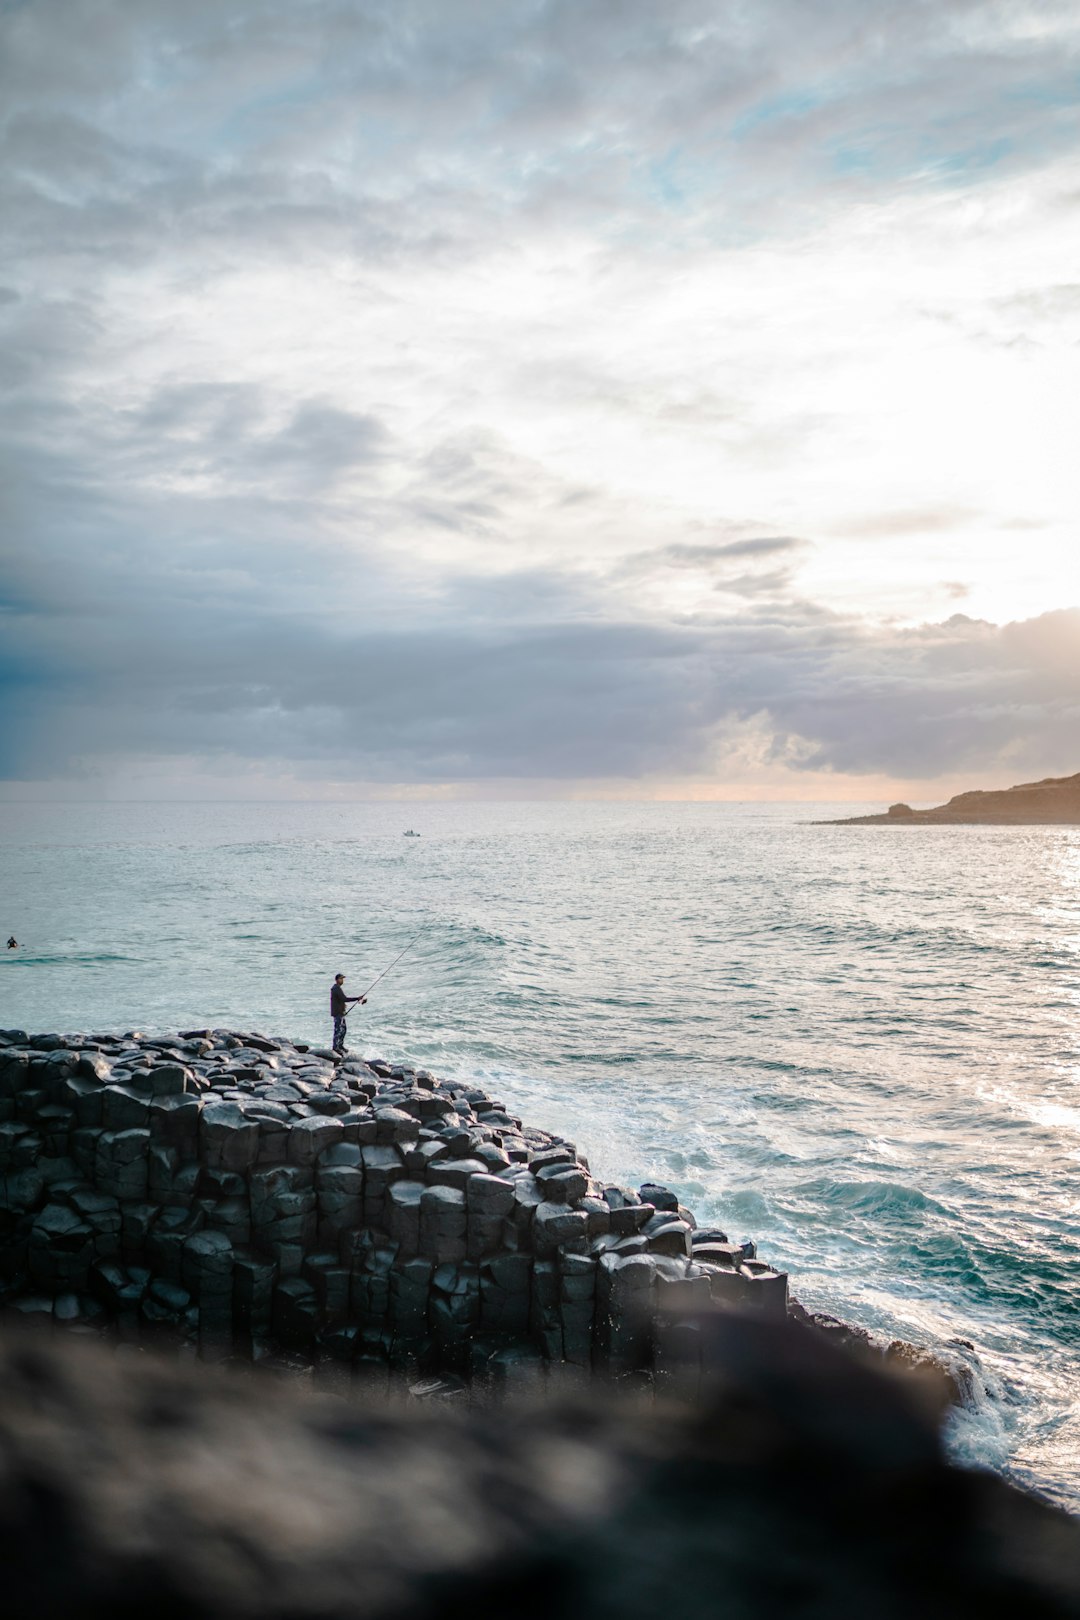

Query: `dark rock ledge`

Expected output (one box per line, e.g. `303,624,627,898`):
1,1026,959,1401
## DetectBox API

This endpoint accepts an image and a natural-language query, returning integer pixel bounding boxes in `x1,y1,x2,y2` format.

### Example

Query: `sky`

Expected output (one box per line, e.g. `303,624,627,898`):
1,0,1078,802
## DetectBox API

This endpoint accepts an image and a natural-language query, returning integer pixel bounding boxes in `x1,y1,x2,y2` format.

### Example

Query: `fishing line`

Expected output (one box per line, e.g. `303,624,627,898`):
356,922,430,1000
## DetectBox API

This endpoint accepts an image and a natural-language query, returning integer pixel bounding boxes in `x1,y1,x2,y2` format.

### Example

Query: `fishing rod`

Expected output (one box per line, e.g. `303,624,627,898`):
354,923,429,1001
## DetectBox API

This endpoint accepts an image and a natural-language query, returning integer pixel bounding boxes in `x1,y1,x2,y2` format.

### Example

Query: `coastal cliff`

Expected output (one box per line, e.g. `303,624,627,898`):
826,770,1080,825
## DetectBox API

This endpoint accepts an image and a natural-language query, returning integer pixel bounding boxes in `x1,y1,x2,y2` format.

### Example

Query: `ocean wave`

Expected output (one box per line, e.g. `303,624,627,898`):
793,1178,952,1221
942,1344,1013,1477
725,1189,772,1222
2,952,134,966
784,917,1010,957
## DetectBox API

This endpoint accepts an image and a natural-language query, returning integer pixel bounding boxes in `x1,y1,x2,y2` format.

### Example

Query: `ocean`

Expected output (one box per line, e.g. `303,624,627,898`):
2,798,1078,1506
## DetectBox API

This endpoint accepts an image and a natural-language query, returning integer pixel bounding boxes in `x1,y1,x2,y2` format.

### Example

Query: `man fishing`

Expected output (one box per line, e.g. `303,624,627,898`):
328,928,427,1055
330,973,366,1055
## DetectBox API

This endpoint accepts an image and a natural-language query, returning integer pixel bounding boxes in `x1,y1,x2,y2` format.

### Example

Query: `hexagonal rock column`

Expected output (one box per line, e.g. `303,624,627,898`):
0,1028,794,1391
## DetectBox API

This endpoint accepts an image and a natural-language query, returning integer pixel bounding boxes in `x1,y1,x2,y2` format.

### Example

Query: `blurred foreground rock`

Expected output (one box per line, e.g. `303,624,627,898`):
2,1314,1079,1620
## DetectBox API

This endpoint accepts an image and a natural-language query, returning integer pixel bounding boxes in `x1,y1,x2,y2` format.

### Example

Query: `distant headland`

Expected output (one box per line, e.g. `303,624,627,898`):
824,770,1080,826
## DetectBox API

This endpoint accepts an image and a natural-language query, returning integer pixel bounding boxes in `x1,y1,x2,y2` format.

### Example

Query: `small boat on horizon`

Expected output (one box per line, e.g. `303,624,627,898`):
403,829,421,837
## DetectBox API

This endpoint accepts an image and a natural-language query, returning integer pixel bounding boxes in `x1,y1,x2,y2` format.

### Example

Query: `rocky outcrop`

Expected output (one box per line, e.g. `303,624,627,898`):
824,770,1080,825
2,1315,1079,1620
0,1028,788,1388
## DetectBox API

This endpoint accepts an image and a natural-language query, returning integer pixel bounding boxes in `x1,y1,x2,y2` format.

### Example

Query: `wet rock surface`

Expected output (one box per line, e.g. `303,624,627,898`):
2,1316,1080,1620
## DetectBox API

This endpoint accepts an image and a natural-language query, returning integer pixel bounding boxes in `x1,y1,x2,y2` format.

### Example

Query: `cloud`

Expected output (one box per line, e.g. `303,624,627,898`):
658,538,808,564
3,2,1079,279
1,1,1078,792
3,441,1078,784
128,388,393,492
827,508,978,540
761,608,1080,778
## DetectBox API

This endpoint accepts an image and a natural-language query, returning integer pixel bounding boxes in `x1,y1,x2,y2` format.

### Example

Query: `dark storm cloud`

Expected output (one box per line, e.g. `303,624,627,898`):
3,447,1078,782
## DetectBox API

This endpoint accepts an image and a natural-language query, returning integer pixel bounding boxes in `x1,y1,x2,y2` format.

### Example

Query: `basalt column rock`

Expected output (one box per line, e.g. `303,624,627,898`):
0,1027,796,1386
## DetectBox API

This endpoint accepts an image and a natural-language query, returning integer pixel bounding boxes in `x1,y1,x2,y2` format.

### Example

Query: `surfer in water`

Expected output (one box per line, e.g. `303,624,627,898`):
330,973,366,1055
6,936,16,950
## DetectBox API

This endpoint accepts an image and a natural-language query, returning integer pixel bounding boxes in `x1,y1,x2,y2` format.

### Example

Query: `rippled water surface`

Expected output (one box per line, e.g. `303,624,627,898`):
2,799,1079,1504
